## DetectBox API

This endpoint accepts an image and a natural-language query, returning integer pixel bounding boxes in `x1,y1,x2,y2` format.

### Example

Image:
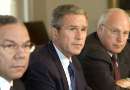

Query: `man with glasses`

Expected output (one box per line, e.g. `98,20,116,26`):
0,15,33,90
78,8,130,90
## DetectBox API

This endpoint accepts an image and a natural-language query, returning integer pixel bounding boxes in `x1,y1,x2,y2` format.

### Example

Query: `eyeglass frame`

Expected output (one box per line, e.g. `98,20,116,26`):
0,41,35,53
102,24,130,37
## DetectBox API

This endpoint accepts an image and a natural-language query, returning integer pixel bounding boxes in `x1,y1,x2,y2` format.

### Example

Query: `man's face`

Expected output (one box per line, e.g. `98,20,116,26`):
98,12,130,54
0,23,31,81
54,14,88,57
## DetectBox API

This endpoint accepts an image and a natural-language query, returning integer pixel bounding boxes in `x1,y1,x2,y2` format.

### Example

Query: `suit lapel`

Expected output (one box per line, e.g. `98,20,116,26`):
54,59,69,90
48,41,69,90
13,79,25,90
72,57,80,90
72,56,86,90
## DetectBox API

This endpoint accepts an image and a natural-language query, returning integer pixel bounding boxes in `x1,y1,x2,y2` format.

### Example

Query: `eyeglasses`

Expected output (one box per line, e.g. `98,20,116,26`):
102,24,129,37
0,42,35,54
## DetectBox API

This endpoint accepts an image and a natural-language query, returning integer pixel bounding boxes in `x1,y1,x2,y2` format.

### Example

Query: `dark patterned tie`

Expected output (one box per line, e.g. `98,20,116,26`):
10,86,13,90
68,62,76,90
111,55,121,81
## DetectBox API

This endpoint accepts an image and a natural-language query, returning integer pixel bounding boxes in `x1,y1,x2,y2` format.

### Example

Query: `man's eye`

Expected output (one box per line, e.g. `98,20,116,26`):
23,43,33,48
123,32,129,35
111,29,119,34
69,28,77,31
24,44,30,48
4,44,15,48
81,28,87,31
112,29,118,32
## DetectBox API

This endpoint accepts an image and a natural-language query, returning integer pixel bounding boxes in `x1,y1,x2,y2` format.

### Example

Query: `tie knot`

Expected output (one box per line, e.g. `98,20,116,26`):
10,86,13,90
68,62,73,68
111,54,121,81
111,54,117,61
68,62,75,76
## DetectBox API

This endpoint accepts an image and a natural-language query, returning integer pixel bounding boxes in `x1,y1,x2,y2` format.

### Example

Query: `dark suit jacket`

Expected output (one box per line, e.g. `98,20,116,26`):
12,79,25,90
78,32,130,90
23,41,91,90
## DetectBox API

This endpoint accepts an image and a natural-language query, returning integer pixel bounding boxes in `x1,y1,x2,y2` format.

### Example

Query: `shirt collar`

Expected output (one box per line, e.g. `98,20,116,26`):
53,43,73,90
53,43,71,67
0,76,13,90
107,51,113,57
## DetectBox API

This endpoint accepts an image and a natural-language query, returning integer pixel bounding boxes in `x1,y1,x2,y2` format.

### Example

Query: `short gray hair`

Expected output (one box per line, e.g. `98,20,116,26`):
51,4,88,29
97,8,130,28
0,15,19,25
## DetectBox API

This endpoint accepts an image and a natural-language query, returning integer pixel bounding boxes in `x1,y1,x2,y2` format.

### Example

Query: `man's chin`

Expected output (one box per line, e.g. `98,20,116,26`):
112,49,123,54
11,73,24,80
73,51,82,55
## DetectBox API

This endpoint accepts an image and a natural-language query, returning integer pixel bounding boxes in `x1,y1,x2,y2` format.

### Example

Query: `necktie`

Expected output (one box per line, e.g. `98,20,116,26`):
111,55,121,81
10,86,13,90
68,62,76,90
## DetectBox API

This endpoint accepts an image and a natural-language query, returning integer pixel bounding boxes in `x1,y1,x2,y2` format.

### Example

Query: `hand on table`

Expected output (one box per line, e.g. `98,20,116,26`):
116,78,130,89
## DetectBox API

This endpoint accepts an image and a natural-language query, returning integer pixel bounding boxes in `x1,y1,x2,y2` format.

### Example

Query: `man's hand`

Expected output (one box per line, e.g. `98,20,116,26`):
116,78,130,89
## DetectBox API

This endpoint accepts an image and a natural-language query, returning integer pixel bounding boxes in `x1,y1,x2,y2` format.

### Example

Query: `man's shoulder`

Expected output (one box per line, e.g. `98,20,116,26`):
79,32,111,62
13,79,25,90
84,32,104,52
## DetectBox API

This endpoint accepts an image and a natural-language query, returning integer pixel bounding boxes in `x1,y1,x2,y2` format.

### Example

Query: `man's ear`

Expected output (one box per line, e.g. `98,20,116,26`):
97,24,104,35
50,27,58,40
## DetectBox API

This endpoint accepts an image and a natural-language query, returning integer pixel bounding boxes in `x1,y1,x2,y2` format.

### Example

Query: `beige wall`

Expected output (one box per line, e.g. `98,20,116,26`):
32,0,46,22
20,0,108,34
45,0,108,34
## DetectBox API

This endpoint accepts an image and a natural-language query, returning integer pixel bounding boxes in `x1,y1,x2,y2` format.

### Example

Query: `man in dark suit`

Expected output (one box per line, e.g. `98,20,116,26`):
23,4,91,90
0,15,33,90
12,79,25,90
78,8,130,90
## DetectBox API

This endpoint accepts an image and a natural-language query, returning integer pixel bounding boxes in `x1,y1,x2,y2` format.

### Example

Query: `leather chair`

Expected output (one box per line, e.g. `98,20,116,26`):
24,21,49,45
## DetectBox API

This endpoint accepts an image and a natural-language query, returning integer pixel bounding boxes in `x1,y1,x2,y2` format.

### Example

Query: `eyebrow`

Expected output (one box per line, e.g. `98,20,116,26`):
66,25,88,28
105,24,129,31
2,39,31,44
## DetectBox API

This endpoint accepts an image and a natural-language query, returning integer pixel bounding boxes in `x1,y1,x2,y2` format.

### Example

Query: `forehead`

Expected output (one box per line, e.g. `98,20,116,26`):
0,23,30,43
105,12,130,31
106,12,129,25
62,14,88,26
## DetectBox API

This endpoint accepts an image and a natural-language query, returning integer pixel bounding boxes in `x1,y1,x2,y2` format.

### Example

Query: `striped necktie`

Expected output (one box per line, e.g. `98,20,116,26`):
111,54,121,81
68,62,77,90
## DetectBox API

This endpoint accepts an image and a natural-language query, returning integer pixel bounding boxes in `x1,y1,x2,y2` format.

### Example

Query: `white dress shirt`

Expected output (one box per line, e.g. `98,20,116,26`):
54,44,73,90
0,76,13,90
